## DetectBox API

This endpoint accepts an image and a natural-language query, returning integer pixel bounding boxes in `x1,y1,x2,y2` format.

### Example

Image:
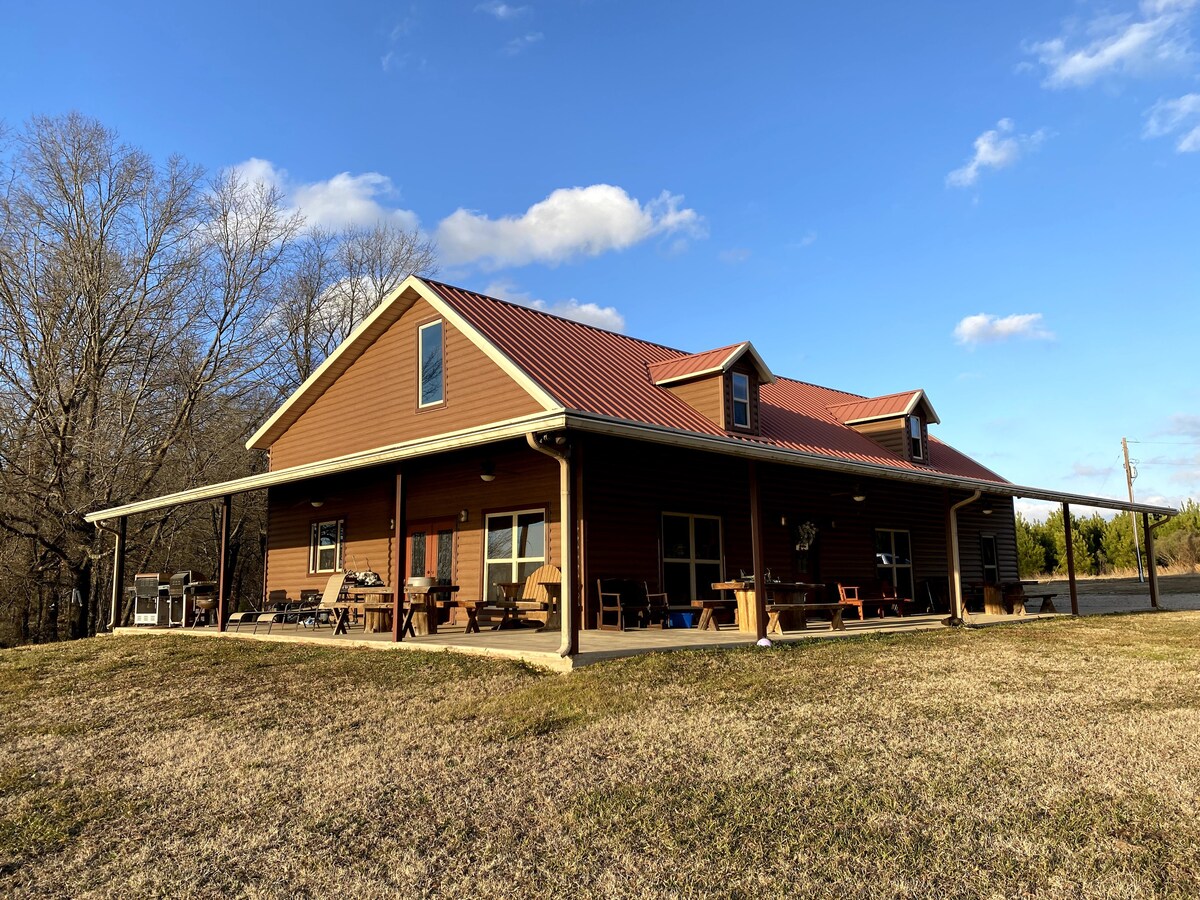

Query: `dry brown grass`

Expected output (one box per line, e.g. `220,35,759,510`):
3,615,1200,898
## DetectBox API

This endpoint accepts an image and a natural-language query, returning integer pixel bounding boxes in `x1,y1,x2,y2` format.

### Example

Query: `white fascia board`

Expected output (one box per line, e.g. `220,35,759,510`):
87,411,567,523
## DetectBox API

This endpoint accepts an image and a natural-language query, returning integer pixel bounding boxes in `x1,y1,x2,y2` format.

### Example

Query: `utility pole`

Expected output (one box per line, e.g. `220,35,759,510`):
1122,437,1144,583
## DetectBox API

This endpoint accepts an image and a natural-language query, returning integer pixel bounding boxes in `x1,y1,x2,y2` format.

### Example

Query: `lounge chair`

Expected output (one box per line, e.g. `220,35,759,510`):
226,589,289,633
308,573,353,631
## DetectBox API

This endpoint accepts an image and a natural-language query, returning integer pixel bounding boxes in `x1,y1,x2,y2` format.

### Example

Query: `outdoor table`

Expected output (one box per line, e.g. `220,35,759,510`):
712,581,825,635
402,585,459,637
537,581,562,632
691,598,737,631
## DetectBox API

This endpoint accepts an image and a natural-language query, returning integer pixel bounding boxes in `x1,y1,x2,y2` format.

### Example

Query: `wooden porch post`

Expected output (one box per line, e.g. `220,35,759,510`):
109,516,127,631
392,469,406,642
1143,512,1159,610
216,495,231,631
568,438,583,656
748,461,767,640
1062,502,1079,616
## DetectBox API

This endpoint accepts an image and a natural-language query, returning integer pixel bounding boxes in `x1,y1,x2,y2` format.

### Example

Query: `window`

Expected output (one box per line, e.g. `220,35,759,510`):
909,414,923,461
980,534,999,585
484,509,545,601
309,519,345,573
731,372,751,429
418,320,444,407
662,513,723,603
875,529,914,600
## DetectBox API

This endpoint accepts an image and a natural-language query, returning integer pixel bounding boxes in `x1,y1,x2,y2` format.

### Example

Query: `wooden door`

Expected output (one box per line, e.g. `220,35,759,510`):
405,518,456,583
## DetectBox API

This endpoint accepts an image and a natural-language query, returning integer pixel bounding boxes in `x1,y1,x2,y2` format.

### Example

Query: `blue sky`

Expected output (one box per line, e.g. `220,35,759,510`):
4,0,1199,517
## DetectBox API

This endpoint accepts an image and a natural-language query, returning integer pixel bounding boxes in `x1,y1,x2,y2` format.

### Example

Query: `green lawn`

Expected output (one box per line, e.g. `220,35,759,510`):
3,614,1200,898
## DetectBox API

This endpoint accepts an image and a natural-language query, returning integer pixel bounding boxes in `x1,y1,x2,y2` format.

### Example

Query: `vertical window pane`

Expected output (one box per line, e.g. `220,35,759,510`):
893,532,911,566
663,562,692,604
694,518,721,561
436,530,454,583
487,516,512,559
662,515,690,560
409,531,426,578
895,568,915,600
695,563,723,600
910,415,922,459
516,513,544,559
486,562,512,602
419,321,444,406
517,560,541,583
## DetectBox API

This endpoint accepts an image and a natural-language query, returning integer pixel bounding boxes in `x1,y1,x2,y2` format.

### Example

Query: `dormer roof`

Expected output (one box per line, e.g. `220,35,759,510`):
648,341,776,386
826,389,941,427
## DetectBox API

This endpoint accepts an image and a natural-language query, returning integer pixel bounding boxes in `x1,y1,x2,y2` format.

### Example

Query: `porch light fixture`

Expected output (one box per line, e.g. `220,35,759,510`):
459,509,469,523
480,461,496,482
852,485,866,503
982,498,994,515
310,498,325,508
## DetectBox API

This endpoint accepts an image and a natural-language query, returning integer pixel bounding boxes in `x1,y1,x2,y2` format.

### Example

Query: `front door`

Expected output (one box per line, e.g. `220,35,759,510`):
406,519,456,583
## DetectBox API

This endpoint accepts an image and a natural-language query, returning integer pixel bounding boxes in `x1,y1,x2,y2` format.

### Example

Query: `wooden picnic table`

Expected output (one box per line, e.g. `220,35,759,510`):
712,581,825,634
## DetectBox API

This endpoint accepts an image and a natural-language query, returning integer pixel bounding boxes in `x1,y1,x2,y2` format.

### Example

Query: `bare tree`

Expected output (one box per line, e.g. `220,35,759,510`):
0,113,299,641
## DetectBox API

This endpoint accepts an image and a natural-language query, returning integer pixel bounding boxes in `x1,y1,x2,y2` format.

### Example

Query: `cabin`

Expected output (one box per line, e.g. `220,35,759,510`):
87,276,1175,661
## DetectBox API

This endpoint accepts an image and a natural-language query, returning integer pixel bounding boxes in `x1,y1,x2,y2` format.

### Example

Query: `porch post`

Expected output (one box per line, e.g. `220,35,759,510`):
1143,512,1159,609
1062,502,1079,616
217,495,231,631
109,516,127,631
748,461,767,641
392,469,406,642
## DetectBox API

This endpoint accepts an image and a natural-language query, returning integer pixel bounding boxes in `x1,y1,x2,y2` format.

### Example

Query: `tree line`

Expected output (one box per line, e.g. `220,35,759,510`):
0,113,436,646
1016,500,1200,578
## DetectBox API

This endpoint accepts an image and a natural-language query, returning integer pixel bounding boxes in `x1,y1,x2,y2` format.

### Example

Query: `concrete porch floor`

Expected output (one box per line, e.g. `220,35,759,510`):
114,608,1061,672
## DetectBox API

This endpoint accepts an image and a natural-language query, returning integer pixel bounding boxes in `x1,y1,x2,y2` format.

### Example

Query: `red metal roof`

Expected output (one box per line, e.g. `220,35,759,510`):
827,390,924,424
425,280,1007,485
647,344,744,384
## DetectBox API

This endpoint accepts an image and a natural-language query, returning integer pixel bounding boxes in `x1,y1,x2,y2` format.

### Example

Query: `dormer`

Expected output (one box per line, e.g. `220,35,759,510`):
827,390,940,464
650,342,775,434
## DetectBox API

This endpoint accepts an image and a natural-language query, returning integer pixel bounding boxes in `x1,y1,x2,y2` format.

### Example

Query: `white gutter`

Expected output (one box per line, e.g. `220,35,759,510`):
946,490,981,625
526,432,575,658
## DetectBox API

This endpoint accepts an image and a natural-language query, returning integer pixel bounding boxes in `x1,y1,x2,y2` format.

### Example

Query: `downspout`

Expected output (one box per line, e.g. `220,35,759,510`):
946,490,981,626
526,432,576,658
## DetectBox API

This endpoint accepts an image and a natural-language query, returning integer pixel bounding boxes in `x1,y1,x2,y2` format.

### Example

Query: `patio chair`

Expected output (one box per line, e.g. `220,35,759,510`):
308,573,352,631
596,578,649,631
227,589,288,633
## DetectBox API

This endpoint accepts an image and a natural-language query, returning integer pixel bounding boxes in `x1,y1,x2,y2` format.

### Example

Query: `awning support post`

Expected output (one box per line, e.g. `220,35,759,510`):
1143,512,1160,610
108,516,127,631
749,461,767,641
392,470,406,642
1062,502,1079,616
216,495,231,631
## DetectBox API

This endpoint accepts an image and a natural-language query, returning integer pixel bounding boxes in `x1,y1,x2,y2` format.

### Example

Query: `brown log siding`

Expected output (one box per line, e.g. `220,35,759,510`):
269,297,543,470
664,375,724,429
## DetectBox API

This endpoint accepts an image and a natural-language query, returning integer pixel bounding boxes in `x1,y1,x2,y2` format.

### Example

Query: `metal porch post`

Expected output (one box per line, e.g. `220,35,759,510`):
392,469,406,642
749,461,767,641
1062,502,1079,616
109,516,127,631
216,495,231,631
1143,512,1160,610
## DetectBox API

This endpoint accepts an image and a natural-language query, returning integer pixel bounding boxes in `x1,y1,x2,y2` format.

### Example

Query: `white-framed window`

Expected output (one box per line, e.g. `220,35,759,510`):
731,372,751,429
418,320,444,407
484,509,546,601
909,414,923,460
310,519,345,574
980,534,999,585
875,528,914,600
662,513,723,602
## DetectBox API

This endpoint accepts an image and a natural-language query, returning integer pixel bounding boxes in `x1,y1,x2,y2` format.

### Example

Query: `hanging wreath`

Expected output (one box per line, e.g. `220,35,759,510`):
795,521,819,552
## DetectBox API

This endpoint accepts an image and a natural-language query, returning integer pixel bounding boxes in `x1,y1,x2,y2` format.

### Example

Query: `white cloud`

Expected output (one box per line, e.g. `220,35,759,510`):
953,313,1055,345
1144,93,1200,150
718,248,751,264
946,119,1046,188
228,158,420,232
476,2,530,19
483,279,626,332
1166,413,1200,436
1071,461,1117,479
1027,0,1199,88
435,184,705,269
1015,498,1057,522
503,32,543,55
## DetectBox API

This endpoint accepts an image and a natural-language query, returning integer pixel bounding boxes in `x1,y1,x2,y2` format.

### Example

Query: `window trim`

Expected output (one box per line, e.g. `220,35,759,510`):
909,414,924,461
309,518,345,574
730,372,751,430
483,507,548,591
662,512,724,601
418,319,445,409
874,527,914,597
980,533,999,585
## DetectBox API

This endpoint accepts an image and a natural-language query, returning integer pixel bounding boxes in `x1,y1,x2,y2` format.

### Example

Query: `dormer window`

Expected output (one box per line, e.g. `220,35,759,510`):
909,414,924,461
419,320,444,407
731,372,751,429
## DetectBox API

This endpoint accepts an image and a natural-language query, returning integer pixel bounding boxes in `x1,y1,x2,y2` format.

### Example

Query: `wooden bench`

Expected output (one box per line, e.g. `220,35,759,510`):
766,602,850,634
1010,591,1058,614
